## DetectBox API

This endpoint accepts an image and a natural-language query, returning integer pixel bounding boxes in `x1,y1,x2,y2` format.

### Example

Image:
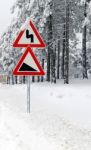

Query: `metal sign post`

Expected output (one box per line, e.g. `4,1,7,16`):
12,20,46,113
27,76,31,113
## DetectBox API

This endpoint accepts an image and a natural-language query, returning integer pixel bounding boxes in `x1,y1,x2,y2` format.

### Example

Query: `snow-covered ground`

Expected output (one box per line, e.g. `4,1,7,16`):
0,79,91,150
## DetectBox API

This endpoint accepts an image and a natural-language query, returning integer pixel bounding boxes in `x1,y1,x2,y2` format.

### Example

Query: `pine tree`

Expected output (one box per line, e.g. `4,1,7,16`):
57,38,60,79
82,0,89,79
41,58,45,82
0,0,89,83
46,14,52,82
64,1,70,84
61,24,65,79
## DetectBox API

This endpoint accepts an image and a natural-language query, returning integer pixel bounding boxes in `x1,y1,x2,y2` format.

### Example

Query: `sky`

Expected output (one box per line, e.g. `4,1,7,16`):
0,0,16,35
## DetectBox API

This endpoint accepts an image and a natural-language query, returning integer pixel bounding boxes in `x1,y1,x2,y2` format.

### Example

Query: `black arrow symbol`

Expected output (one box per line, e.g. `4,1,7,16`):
26,30,34,43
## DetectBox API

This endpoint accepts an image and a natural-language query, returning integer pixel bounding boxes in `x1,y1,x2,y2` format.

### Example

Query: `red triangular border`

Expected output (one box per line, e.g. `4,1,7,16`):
13,47,45,76
13,20,46,48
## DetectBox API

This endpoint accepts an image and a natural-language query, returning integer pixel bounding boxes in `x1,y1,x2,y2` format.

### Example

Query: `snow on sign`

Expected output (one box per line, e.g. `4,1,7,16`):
13,47,45,76
13,20,45,48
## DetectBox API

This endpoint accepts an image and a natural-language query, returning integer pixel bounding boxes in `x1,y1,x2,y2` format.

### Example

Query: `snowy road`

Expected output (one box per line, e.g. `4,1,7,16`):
0,81,91,150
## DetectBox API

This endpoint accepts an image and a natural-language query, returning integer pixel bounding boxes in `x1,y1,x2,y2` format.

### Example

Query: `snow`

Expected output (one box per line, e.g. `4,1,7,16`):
0,80,91,150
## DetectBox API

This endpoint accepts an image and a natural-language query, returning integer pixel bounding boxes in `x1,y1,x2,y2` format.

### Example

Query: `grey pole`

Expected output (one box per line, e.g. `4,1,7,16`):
27,76,31,113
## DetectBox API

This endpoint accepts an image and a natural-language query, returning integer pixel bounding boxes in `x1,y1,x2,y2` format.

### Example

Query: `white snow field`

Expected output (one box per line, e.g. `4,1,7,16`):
0,79,91,150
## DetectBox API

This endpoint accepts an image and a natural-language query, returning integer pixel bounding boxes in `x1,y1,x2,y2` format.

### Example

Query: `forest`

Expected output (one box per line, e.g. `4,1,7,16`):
0,0,91,84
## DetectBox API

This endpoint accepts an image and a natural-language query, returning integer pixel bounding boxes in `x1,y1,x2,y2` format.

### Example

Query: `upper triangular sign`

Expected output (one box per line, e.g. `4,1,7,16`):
13,20,46,48
13,47,45,76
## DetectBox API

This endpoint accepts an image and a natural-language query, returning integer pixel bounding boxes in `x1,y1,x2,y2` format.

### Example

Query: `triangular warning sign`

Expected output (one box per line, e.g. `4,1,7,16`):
13,20,46,48
13,47,45,76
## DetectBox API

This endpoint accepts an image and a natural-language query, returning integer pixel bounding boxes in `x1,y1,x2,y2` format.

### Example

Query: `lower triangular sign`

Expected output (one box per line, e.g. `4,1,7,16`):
13,47,45,76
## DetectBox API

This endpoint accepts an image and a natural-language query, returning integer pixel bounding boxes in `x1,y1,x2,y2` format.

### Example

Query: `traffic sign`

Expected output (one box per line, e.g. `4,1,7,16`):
13,47,45,76
13,20,46,48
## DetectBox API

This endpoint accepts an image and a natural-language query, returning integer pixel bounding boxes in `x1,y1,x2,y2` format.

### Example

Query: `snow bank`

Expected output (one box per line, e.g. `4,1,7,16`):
0,79,91,150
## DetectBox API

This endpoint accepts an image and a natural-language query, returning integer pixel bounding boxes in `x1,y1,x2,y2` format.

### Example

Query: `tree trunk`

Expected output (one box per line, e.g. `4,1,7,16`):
41,59,44,82
51,42,56,83
37,76,40,82
61,24,65,79
23,76,26,84
46,15,53,82
32,76,35,82
64,2,69,84
57,38,60,79
15,76,18,84
7,76,10,84
11,75,14,85
47,49,50,82
82,1,88,79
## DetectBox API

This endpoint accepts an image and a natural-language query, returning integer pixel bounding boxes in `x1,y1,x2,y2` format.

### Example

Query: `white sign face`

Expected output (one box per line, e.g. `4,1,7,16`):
13,47,45,76
13,20,46,48
19,52,39,72
19,24,40,45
